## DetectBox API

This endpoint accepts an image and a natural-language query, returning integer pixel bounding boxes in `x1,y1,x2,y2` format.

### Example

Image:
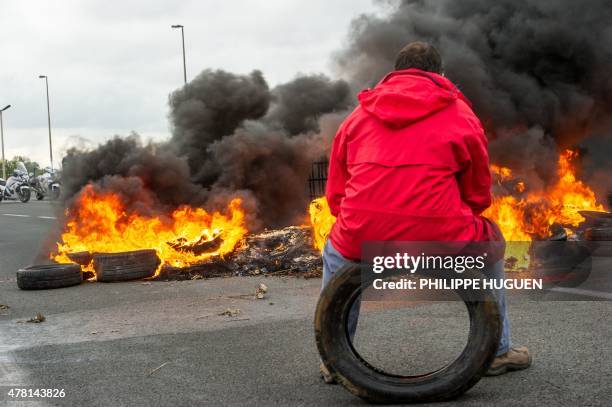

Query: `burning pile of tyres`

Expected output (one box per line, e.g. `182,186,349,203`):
17,225,322,290
15,149,612,290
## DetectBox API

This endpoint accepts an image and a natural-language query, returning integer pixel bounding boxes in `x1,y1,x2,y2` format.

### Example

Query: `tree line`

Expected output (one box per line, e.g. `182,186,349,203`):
0,156,42,177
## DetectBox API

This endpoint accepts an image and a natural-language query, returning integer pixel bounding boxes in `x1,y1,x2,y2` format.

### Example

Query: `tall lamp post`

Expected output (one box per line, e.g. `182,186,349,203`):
38,75,54,172
171,24,187,84
0,104,11,180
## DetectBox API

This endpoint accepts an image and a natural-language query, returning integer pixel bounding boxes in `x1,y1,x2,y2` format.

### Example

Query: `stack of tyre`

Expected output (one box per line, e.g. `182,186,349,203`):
17,250,160,290
581,209,612,256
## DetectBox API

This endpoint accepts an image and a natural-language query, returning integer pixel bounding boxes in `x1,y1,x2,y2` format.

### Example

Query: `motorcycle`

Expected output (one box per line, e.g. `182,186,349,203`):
30,167,61,200
0,161,31,203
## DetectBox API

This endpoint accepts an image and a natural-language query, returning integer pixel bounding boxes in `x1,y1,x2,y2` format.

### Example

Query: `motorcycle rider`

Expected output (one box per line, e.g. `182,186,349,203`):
39,167,54,187
5,162,28,194
36,166,60,199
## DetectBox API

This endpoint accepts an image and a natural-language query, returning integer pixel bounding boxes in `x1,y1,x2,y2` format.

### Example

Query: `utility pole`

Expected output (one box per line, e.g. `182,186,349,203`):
39,75,54,171
171,24,187,84
0,104,11,180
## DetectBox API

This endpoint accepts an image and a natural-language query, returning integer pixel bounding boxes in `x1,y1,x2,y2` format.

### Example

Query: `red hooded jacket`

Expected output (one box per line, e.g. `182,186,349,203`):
326,69,503,260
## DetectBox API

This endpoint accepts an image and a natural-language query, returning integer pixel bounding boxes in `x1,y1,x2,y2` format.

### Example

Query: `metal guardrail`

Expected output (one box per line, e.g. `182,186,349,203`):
308,159,328,200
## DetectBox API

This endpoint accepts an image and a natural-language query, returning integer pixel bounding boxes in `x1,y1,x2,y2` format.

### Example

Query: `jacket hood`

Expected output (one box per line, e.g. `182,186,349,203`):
358,69,468,128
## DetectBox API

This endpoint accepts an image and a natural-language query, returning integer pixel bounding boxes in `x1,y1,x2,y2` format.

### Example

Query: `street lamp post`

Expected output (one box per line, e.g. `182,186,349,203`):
171,24,187,84
0,104,11,180
38,75,54,172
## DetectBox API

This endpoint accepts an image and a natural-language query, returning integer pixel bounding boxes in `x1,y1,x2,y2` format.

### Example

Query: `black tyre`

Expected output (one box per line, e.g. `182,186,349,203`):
17,264,83,290
584,227,612,241
18,188,31,203
67,251,93,266
557,255,592,287
36,192,44,200
93,249,160,282
554,244,592,288
315,263,501,404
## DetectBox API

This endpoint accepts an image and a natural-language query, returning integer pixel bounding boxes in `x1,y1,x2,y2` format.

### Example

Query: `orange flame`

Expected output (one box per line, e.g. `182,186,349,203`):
547,149,603,226
490,164,513,182
309,150,604,263
484,149,604,241
308,197,335,252
52,184,247,273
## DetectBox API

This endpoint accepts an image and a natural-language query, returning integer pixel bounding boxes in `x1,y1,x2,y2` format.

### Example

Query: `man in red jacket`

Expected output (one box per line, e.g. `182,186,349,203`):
320,42,531,382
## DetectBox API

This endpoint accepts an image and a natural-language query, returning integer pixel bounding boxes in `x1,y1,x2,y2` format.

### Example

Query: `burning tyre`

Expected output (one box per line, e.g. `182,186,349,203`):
93,249,160,282
584,227,612,241
315,263,501,404
67,251,93,267
532,243,592,288
17,264,83,290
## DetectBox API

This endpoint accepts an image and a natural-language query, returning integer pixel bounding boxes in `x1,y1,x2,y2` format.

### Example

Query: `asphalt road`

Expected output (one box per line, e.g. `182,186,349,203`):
0,200,611,406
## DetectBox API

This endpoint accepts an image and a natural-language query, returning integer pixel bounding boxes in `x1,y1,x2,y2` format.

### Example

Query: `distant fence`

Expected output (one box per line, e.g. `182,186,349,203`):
308,158,328,200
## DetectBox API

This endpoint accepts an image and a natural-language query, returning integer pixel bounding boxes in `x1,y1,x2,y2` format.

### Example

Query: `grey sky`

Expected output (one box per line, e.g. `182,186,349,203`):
0,0,383,167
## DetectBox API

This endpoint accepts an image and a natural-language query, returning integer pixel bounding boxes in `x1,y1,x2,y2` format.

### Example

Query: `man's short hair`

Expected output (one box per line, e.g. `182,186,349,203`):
394,41,443,74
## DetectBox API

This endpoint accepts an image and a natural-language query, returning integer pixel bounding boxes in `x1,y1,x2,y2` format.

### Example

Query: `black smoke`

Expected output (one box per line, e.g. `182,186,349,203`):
336,0,612,192
61,70,350,228
168,70,271,186
265,74,352,135
61,133,208,211
61,0,612,225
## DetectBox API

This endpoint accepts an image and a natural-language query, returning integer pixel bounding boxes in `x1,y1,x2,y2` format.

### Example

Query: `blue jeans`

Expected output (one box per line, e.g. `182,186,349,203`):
322,240,511,356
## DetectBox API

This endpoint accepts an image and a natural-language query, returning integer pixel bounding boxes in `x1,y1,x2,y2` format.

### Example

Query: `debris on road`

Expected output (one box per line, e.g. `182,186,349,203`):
226,293,253,300
90,329,120,335
218,307,241,317
223,317,250,322
255,283,268,299
17,313,46,323
147,362,169,377
155,226,322,281
232,226,321,276
0,303,9,316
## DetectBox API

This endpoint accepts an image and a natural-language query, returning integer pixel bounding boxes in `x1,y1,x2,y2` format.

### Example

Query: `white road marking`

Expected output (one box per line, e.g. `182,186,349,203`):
1,214,57,219
550,286,612,300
